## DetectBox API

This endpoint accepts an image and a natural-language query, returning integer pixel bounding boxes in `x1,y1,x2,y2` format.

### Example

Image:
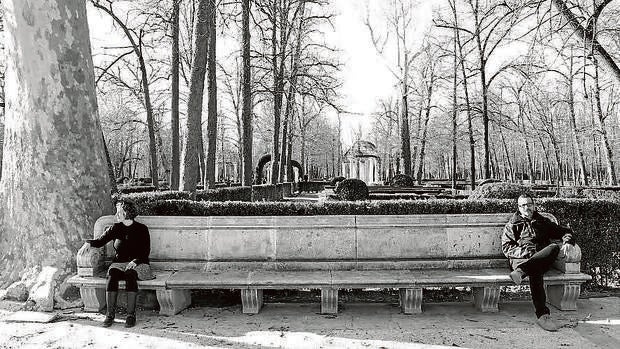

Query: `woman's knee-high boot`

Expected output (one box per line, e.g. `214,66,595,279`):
125,292,138,328
103,291,117,327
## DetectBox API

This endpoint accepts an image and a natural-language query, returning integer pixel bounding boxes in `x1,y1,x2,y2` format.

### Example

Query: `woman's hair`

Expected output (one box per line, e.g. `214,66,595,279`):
116,199,138,220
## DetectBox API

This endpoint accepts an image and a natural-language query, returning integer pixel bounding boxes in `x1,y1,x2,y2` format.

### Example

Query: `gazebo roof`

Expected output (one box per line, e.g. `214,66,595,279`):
344,140,379,159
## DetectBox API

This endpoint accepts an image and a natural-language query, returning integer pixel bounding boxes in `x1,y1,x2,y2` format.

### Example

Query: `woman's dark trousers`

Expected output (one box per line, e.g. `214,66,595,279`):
104,268,139,327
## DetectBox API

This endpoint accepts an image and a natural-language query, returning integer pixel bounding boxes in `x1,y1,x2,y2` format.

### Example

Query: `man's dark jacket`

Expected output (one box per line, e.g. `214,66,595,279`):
501,211,573,269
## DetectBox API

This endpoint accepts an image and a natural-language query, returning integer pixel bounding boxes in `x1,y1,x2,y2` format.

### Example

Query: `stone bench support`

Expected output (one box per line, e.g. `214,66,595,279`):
156,289,192,316
241,289,264,314
80,287,106,312
321,288,338,314
547,282,580,311
472,286,501,313
399,288,423,314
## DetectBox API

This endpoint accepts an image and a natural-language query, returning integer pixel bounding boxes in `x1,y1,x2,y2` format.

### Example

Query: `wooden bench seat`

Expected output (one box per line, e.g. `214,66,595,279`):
68,213,591,316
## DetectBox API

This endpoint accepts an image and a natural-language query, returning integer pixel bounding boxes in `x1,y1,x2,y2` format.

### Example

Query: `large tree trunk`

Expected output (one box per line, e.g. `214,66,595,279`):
568,49,588,186
139,50,159,189
180,0,209,194
415,70,434,185
498,126,514,181
593,57,618,186
240,0,253,187
415,98,432,184
452,0,475,189
205,0,218,188
451,26,458,190
170,0,181,190
0,0,113,309
269,1,288,184
400,77,412,177
279,1,306,183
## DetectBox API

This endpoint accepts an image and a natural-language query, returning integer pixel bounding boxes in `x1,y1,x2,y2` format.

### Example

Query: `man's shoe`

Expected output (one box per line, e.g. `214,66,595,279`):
510,268,526,285
102,315,115,327
536,314,559,332
125,314,136,328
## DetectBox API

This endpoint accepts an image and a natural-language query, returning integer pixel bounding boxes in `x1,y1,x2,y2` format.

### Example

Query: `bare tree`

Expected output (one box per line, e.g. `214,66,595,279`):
364,0,425,176
180,0,209,194
241,0,254,186
91,0,160,189
205,0,218,187
170,0,181,190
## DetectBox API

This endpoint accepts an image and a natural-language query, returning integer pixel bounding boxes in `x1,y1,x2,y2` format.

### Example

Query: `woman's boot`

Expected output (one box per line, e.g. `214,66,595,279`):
103,291,117,327
125,291,138,328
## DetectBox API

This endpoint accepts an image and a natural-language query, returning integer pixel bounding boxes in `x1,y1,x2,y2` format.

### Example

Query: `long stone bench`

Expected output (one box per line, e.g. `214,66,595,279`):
68,213,591,316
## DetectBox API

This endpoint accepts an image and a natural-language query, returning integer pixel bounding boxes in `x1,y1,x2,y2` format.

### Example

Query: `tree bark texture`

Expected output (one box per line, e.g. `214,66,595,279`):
592,58,617,186
568,49,588,186
240,0,253,187
180,0,209,194
170,0,180,190
279,1,306,183
0,0,113,291
205,0,217,188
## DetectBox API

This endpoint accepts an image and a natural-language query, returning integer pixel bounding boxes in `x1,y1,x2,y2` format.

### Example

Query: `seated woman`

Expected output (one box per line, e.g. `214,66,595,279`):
86,199,153,328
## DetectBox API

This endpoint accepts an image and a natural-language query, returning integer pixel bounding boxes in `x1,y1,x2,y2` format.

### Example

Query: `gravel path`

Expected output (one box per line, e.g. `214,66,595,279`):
1,297,619,348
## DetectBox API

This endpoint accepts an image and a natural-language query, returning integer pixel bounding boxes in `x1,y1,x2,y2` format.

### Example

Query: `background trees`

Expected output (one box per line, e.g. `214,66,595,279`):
368,0,620,186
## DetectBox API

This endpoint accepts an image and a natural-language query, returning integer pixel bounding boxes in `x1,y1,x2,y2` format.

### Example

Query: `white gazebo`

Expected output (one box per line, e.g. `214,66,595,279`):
341,140,381,184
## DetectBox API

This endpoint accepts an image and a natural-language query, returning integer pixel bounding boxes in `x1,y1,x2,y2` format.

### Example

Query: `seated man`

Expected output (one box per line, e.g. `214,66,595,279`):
501,194,575,332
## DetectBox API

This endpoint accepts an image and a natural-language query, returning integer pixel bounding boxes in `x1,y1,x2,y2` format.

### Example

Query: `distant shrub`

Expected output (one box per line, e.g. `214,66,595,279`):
334,178,369,201
118,185,156,194
558,186,620,200
390,174,414,187
469,182,533,199
478,178,502,186
330,176,346,186
196,186,253,202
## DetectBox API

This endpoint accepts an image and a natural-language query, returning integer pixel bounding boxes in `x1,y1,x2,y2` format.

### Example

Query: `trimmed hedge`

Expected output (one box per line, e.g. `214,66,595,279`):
390,174,414,187
330,176,346,186
469,182,533,199
118,185,157,194
558,186,620,200
335,178,369,201
122,187,252,204
133,198,619,288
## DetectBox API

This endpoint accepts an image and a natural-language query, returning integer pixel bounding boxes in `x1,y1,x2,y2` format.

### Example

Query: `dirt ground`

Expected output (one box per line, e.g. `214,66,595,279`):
1,294,619,349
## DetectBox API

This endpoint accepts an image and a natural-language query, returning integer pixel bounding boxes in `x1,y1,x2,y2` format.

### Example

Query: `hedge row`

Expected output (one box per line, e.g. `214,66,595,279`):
134,198,619,288
122,187,252,205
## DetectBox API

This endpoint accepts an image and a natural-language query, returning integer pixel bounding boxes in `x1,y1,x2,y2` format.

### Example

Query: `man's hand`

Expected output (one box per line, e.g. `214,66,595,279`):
126,260,137,270
562,234,575,245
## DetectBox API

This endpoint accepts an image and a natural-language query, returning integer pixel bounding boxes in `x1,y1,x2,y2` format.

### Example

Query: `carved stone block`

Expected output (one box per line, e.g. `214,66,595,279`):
399,288,423,314
321,288,338,314
547,283,580,311
76,243,104,277
80,287,105,312
241,289,263,314
472,286,500,312
156,289,192,316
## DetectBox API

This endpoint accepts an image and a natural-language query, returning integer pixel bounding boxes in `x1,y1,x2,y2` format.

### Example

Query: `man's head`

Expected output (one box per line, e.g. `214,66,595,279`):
517,193,535,219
